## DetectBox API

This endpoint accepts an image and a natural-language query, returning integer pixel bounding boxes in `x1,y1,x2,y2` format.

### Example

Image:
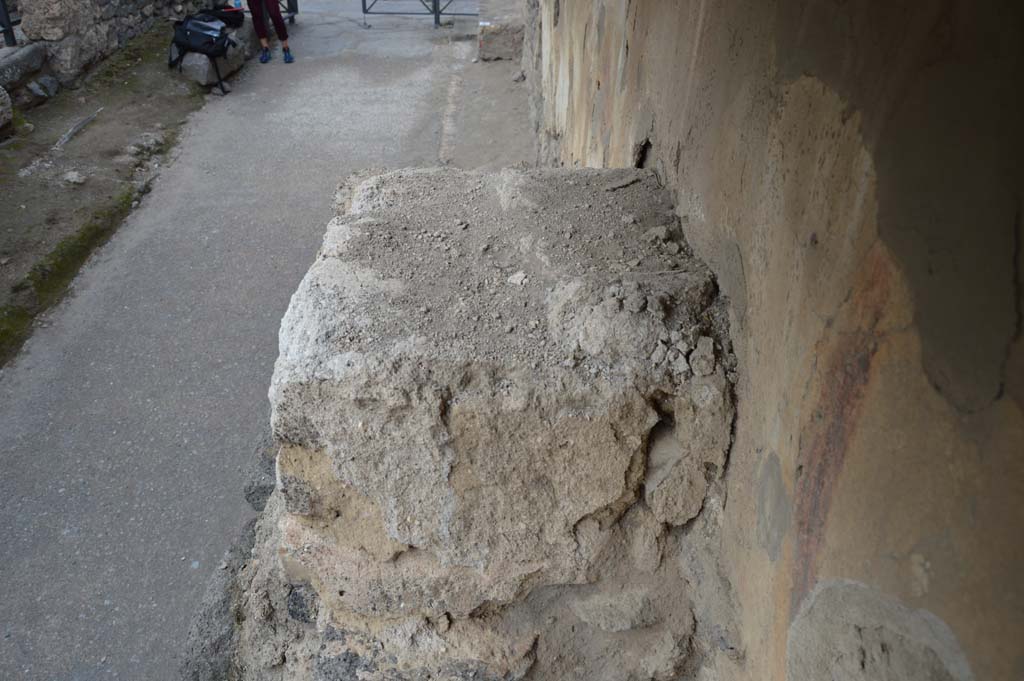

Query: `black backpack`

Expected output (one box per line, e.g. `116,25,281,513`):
168,15,237,94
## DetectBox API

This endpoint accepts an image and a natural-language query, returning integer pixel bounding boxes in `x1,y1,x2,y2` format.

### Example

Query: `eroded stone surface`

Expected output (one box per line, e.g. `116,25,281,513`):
0,43,46,91
240,168,737,680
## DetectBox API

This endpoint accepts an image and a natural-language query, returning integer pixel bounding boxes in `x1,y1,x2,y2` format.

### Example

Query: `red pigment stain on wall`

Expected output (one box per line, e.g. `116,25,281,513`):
790,245,893,617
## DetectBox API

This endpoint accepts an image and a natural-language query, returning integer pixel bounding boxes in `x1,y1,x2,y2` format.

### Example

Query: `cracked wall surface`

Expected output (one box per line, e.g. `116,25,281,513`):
522,1,1023,680
228,167,744,680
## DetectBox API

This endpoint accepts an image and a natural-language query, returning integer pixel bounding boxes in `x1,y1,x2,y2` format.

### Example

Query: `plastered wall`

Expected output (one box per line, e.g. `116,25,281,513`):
524,1,1023,679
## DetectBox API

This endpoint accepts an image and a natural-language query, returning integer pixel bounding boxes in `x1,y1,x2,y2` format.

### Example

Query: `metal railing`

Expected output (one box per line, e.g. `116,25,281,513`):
361,0,476,28
0,0,19,47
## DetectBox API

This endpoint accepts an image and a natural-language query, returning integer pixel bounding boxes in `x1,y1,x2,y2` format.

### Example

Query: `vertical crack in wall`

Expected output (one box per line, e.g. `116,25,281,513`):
632,137,652,168
997,201,1022,400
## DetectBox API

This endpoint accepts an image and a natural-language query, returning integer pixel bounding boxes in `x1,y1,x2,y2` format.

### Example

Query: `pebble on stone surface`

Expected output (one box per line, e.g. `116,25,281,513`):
62,170,87,185
644,225,668,242
689,336,717,377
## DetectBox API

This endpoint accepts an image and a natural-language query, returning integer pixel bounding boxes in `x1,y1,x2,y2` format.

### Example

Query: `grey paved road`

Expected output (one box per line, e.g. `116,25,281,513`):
0,3,530,678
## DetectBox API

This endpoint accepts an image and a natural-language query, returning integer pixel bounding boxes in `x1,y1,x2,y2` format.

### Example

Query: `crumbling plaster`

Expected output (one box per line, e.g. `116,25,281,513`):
524,1,1023,679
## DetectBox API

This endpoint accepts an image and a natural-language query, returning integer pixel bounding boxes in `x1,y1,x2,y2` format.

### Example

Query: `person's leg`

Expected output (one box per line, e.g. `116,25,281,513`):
264,1,293,62
265,1,289,46
246,0,269,47
247,0,273,62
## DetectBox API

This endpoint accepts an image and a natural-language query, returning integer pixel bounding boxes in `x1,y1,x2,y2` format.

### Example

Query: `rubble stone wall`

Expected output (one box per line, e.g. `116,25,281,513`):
19,0,180,83
523,1,1023,680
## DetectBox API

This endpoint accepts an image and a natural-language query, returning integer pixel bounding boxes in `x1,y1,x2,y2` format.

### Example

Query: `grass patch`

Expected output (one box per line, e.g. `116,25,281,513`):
0,187,138,366
153,125,181,156
83,24,209,102
0,110,30,154
11,108,28,130
85,24,176,92
0,305,34,364
29,188,136,307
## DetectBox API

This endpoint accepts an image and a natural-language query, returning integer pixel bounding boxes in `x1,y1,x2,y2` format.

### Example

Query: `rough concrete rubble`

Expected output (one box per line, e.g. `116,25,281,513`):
225,168,740,680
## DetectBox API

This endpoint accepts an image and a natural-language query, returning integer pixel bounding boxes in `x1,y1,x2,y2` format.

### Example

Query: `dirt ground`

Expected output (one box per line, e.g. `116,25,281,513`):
0,25,208,363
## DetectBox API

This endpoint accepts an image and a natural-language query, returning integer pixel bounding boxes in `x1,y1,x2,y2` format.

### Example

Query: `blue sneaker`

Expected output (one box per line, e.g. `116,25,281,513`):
283,48,295,64
259,47,271,64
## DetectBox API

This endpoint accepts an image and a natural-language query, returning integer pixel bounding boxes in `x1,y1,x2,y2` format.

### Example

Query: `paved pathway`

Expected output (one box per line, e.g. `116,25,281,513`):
0,3,526,677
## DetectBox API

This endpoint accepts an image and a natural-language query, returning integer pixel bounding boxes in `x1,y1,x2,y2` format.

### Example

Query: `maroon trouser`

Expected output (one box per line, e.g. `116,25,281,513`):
247,0,288,42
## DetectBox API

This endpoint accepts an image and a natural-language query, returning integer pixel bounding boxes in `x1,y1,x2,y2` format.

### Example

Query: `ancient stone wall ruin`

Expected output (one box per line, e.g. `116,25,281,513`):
225,167,749,680
522,1,1023,680
18,0,182,83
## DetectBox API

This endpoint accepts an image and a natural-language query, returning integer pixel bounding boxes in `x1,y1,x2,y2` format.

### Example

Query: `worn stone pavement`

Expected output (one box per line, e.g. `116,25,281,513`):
0,2,531,678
